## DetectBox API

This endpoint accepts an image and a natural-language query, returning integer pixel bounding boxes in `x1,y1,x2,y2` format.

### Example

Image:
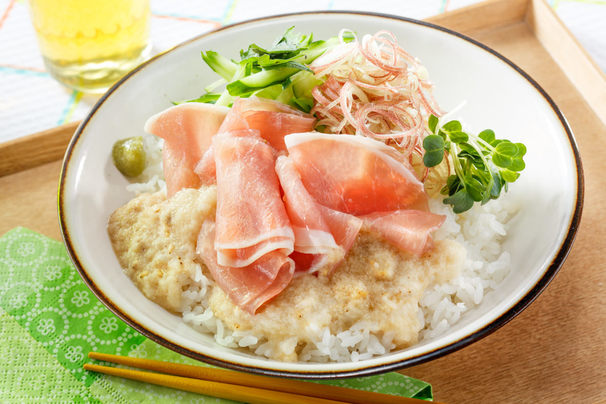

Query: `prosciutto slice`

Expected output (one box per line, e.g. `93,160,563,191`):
194,97,316,184
197,220,294,314
212,134,294,268
362,210,446,256
285,133,428,215
289,206,363,273
275,156,338,254
194,146,216,185
319,205,363,255
219,97,316,151
275,155,362,273
144,103,229,196
160,144,201,197
194,129,261,185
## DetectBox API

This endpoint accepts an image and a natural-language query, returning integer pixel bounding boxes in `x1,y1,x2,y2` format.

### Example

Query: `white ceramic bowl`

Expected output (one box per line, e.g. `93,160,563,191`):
58,11,583,378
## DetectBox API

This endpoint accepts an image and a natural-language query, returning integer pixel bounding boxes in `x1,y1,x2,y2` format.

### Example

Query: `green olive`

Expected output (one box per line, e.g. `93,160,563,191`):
112,136,146,178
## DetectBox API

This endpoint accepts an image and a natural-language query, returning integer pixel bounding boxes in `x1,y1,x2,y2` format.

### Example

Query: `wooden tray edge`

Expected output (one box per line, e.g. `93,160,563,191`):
527,0,606,126
426,0,529,33
0,121,79,177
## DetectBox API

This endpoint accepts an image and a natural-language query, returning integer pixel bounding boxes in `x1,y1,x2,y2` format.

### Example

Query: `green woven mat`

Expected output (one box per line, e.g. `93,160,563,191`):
0,227,433,403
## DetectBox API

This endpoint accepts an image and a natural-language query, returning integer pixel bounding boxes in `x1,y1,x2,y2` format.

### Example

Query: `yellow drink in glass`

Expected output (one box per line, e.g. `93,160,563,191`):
28,0,151,93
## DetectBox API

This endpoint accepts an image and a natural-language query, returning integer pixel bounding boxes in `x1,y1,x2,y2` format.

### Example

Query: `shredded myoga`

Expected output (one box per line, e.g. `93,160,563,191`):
311,30,444,165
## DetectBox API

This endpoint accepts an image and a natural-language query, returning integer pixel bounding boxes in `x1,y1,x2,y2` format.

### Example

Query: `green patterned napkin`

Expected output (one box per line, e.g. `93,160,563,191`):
0,227,433,403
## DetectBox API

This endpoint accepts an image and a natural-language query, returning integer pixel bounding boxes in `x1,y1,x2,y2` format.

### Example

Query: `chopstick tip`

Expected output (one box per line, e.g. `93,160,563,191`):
89,351,106,360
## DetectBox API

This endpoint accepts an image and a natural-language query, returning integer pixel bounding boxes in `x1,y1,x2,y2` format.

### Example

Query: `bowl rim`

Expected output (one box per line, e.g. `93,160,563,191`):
58,10,584,379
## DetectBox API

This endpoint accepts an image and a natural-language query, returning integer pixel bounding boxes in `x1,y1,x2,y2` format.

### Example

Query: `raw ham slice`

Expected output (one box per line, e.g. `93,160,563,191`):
291,206,363,274
144,103,229,196
319,205,363,254
219,97,316,151
362,210,445,256
275,155,350,273
213,134,294,268
160,143,201,197
285,132,428,215
197,220,294,314
194,129,260,185
194,146,216,185
195,97,317,184
275,156,339,254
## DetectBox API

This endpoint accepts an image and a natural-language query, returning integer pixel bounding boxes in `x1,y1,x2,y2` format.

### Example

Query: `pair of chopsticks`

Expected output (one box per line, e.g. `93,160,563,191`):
84,352,440,404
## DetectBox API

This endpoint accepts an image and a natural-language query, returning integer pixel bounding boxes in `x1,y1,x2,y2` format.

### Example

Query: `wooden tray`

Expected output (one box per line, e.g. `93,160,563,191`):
1,0,604,402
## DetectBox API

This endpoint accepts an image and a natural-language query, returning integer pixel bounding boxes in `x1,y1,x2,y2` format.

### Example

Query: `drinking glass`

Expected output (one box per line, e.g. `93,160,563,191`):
28,0,151,93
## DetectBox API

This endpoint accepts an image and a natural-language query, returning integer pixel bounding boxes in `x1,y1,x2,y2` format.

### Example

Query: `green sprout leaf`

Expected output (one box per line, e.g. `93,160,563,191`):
492,141,519,169
464,175,486,202
448,131,469,144
438,120,462,139
442,120,462,132
515,142,527,157
510,158,525,172
428,114,439,133
479,129,495,145
422,135,445,167
458,144,484,168
445,174,463,194
443,189,475,214
495,141,518,156
500,169,520,183
488,170,503,200
423,117,527,213
492,153,512,169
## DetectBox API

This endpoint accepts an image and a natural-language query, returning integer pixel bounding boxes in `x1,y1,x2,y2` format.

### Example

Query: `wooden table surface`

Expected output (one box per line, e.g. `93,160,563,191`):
1,1,605,402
